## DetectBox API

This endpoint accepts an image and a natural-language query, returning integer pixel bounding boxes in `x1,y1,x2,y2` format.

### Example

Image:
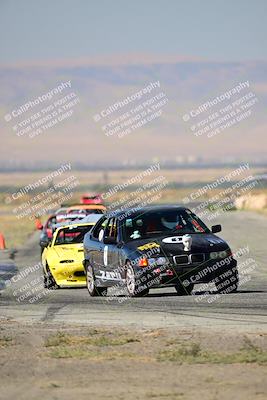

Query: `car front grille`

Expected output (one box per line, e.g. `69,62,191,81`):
190,253,205,263
173,253,205,266
173,255,189,265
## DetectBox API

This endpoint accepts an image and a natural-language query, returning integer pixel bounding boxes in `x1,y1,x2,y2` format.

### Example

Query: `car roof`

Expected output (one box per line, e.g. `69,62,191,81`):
53,214,102,230
55,207,68,215
106,205,189,218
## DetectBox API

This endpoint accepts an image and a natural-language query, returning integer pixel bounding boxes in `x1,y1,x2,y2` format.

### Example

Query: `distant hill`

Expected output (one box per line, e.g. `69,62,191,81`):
0,56,266,167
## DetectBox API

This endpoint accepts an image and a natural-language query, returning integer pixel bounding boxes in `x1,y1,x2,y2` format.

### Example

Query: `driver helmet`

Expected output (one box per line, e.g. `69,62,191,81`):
161,213,179,230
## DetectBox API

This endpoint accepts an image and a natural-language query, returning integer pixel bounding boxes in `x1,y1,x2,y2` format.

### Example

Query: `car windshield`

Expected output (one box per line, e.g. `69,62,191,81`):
122,209,210,241
54,225,93,245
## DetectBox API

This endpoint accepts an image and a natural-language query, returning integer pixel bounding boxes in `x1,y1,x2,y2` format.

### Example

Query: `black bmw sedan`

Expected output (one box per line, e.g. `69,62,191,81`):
83,206,238,297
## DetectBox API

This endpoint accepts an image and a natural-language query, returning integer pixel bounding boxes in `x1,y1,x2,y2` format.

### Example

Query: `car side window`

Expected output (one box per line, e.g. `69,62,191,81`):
92,217,109,241
110,219,118,239
105,218,118,239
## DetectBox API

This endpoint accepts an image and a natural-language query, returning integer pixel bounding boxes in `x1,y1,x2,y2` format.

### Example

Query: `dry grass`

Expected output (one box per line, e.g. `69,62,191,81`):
0,215,36,248
43,329,267,365
0,335,13,347
0,167,265,186
157,338,267,365
45,329,140,348
44,329,141,359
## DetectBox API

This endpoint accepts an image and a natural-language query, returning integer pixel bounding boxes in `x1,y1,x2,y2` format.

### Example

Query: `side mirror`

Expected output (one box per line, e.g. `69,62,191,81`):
103,236,117,245
211,224,222,233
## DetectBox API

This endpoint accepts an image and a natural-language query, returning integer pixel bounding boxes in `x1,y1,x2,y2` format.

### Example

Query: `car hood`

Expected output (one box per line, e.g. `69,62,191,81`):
125,233,229,257
50,244,84,260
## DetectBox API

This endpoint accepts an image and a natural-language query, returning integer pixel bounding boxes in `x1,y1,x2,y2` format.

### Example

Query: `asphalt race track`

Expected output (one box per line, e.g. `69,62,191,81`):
1,211,267,332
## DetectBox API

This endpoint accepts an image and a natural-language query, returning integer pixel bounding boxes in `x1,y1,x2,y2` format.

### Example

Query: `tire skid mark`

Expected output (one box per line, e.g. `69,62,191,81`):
41,304,66,321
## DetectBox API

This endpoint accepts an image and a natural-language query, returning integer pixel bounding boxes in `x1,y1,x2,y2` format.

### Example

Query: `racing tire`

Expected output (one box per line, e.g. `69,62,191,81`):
126,262,149,297
215,267,239,294
44,265,59,290
175,281,194,296
43,271,48,288
86,262,107,297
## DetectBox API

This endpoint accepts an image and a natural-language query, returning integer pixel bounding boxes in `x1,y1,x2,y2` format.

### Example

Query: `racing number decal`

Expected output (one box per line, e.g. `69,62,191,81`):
98,270,121,280
104,245,108,266
137,242,160,251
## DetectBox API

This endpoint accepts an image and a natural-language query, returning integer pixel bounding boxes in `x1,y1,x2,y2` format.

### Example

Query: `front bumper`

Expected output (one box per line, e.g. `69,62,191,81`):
51,263,86,286
147,256,237,287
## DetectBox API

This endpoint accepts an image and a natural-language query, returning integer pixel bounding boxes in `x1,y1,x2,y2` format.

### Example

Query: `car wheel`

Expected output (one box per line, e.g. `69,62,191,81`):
44,265,59,290
215,267,239,294
175,281,194,296
126,262,149,297
86,262,107,297
43,270,48,288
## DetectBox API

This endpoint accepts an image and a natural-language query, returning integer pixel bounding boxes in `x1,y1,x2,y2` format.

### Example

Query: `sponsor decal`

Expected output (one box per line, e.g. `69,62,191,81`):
137,242,160,251
97,270,122,280
162,236,183,244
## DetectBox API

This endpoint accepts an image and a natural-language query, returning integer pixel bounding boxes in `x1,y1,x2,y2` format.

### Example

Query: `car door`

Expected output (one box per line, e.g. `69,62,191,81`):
104,218,122,281
89,216,109,278
99,218,115,281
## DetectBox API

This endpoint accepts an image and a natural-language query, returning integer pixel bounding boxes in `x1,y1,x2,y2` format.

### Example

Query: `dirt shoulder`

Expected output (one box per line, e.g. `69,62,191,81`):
0,320,266,400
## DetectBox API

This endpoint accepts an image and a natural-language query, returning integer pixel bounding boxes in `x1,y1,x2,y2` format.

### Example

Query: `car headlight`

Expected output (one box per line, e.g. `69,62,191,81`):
210,252,219,259
60,259,75,263
210,250,231,260
218,250,229,258
148,257,167,266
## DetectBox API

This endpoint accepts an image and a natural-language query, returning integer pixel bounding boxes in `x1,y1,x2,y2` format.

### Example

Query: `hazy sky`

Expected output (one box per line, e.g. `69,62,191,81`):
0,0,266,63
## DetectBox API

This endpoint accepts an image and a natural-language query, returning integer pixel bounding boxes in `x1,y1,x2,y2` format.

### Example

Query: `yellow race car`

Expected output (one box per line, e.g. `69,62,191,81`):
42,222,95,289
